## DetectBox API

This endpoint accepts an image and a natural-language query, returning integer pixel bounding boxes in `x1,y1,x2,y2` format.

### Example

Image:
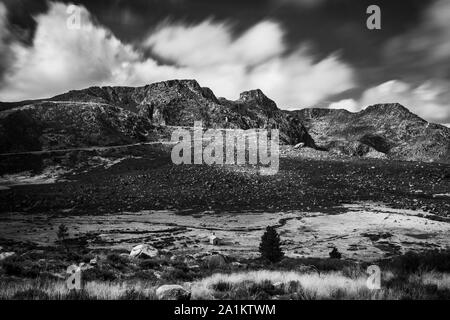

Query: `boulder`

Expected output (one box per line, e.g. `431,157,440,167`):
156,285,191,300
294,142,305,149
0,252,15,261
206,254,228,270
273,282,284,291
188,264,200,271
129,244,158,259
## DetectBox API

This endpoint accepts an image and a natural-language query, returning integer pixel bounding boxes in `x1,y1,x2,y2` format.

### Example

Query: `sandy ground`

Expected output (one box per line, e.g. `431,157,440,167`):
0,202,448,262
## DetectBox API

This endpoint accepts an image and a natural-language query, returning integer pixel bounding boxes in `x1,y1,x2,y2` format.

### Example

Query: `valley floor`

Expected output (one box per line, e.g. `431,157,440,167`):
0,143,449,299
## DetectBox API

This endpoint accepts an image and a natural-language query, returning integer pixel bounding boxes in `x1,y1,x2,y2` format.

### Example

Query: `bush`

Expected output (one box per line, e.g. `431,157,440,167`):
119,288,148,300
57,224,69,242
259,226,284,263
83,267,117,281
329,247,342,259
385,250,450,273
107,253,128,266
161,267,194,282
1,257,41,278
212,281,233,292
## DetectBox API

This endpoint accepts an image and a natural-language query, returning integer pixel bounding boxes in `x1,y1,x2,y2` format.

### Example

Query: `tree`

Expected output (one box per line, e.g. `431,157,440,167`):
57,224,69,242
259,226,284,263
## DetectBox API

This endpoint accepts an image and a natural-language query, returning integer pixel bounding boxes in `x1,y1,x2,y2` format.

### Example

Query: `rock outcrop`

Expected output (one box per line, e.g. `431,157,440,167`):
0,80,314,153
291,103,450,162
1,80,448,162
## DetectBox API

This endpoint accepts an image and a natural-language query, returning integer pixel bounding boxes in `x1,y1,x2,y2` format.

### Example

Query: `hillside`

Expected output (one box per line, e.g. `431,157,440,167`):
291,103,450,162
0,80,314,153
1,80,449,162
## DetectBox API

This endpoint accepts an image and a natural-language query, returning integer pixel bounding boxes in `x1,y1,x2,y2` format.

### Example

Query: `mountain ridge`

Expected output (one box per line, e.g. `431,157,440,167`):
1,79,449,162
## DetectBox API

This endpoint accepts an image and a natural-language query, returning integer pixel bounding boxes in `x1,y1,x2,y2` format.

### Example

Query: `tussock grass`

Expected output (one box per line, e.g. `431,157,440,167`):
1,269,450,300
0,279,157,300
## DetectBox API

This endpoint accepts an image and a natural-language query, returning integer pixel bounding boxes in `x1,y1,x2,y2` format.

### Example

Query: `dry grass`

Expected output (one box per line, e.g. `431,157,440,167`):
1,269,450,300
190,269,450,300
0,279,157,300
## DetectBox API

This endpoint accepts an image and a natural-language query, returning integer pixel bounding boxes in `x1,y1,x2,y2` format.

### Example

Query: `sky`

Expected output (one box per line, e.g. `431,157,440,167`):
0,0,449,125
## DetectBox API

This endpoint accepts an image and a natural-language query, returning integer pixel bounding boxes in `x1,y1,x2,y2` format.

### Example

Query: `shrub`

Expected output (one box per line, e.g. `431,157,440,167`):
259,226,284,263
107,253,128,266
161,267,194,282
385,250,450,273
212,281,233,292
83,267,117,281
247,280,282,299
1,257,41,278
329,247,342,259
119,288,148,300
57,224,69,242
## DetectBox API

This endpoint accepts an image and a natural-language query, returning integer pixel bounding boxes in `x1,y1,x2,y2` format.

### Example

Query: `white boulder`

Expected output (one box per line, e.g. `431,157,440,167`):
156,284,191,300
0,252,15,261
129,244,158,259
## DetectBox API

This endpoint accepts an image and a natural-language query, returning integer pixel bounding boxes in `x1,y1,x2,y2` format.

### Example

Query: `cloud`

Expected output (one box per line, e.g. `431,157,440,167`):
0,2,15,82
0,2,355,107
329,99,358,112
329,80,450,124
384,0,450,78
145,20,355,107
276,0,326,8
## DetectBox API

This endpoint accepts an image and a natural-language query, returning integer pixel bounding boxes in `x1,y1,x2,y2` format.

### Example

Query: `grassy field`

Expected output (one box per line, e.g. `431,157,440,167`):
1,243,450,300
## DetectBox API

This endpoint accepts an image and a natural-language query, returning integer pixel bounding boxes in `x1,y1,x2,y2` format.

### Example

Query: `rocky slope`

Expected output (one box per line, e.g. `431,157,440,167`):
1,80,448,162
0,80,314,153
291,104,450,162
0,102,156,154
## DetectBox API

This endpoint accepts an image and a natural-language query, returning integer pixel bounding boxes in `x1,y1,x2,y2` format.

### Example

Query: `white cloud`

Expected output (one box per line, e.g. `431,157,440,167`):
329,80,450,124
384,0,450,75
0,2,14,81
0,2,355,108
329,98,358,112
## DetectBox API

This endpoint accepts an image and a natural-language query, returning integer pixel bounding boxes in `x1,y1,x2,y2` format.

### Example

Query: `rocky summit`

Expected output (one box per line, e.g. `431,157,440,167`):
292,103,450,162
0,80,449,163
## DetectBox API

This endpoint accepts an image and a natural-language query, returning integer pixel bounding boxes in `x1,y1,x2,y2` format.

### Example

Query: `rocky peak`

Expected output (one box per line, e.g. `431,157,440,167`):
362,103,423,121
144,79,219,104
238,89,278,111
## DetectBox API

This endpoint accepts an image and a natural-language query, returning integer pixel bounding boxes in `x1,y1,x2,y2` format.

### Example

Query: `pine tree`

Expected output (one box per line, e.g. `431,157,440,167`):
57,224,69,242
259,226,284,263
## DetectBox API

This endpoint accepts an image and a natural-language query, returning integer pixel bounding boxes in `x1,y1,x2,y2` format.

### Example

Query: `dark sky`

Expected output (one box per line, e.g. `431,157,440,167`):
0,0,449,123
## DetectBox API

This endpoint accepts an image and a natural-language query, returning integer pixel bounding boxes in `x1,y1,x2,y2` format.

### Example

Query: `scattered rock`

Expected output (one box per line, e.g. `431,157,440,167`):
129,244,158,259
156,284,191,300
0,252,15,261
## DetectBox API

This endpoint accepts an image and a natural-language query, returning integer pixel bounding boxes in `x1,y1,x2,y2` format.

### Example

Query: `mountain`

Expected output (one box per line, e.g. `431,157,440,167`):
0,101,156,154
1,80,448,162
0,80,314,153
291,103,450,162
